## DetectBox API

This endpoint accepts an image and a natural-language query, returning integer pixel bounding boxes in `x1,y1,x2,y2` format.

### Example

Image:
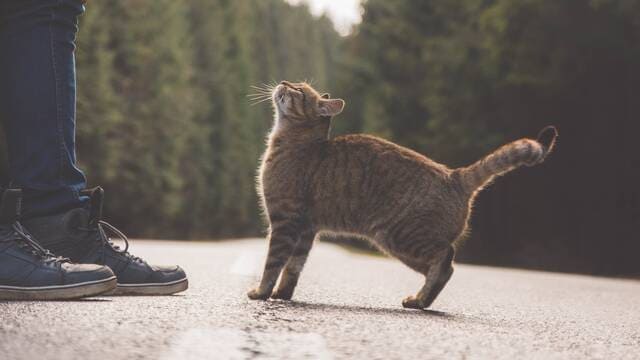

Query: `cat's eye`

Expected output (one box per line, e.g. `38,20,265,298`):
296,88,306,102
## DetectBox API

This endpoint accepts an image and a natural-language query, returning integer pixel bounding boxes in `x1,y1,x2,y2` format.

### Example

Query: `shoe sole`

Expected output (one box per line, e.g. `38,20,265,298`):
0,276,117,301
105,277,188,296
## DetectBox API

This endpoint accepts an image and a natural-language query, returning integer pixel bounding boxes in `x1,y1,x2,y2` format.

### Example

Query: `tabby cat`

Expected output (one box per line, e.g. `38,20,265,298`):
248,81,557,309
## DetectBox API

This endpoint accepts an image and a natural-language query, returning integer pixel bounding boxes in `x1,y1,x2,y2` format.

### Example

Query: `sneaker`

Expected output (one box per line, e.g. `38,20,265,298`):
0,189,116,300
23,187,188,295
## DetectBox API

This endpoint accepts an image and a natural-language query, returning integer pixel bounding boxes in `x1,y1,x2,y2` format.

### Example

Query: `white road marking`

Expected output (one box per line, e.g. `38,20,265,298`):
230,251,263,277
228,240,352,277
161,328,333,360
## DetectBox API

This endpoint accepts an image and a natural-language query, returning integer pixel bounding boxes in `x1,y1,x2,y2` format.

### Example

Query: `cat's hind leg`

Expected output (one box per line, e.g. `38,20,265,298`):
248,218,305,300
271,228,316,300
399,243,455,310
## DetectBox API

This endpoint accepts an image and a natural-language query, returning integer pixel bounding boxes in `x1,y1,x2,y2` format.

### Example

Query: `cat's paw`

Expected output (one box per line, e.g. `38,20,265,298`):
271,288,294,300
402,295,426,310
247,288,270,300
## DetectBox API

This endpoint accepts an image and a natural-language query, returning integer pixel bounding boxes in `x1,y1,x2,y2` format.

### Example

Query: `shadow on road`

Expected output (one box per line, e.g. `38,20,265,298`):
257,299,456,319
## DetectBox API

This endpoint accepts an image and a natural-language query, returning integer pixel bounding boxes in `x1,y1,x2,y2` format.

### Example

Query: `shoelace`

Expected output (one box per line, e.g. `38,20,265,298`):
1,222,67,263
81,220,142,262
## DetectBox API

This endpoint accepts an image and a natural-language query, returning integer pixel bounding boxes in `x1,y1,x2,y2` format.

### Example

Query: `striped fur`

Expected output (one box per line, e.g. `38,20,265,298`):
247,81,558,309
454,126,558,193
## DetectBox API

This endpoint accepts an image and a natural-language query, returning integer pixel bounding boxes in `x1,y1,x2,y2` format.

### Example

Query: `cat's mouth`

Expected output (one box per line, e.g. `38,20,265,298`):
273,85,288,111
273,84,287,105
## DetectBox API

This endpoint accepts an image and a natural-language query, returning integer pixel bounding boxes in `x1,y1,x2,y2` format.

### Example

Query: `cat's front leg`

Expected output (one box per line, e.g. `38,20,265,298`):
248,222,300,300
271,227,316,300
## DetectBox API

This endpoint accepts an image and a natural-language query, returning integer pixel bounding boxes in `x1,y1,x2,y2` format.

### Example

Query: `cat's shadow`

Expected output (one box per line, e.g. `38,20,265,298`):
258,299,455,319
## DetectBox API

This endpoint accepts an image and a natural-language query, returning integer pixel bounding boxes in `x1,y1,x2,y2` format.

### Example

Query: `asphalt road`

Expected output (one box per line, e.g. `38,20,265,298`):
1,239,639,360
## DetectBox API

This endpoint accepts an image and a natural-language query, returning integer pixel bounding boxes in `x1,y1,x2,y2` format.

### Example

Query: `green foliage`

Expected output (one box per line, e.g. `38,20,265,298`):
72,0,341,238
2,0,638,274
338,0,640,274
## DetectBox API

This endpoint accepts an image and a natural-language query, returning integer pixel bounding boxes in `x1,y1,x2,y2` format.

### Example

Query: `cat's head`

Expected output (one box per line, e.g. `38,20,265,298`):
272,81,345,130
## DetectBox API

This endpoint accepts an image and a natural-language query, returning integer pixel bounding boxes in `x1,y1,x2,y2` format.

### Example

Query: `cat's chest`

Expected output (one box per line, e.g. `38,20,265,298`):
261,145,315,171
260,149,312,195
261,150,289,172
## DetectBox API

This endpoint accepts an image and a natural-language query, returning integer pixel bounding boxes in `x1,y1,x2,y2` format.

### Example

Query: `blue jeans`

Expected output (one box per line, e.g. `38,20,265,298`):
0,0,88,218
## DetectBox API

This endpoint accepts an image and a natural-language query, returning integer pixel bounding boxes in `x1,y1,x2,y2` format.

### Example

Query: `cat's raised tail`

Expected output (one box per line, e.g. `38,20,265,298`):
454,126,558,193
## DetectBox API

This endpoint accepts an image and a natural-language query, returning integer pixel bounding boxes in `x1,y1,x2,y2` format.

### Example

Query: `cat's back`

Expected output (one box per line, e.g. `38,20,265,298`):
311,133,454,206
328,134,451,177
307,133,459,236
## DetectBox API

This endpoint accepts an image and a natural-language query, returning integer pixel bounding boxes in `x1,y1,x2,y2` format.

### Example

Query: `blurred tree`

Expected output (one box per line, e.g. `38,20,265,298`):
74,0,198,237
338,0,640,274
2,0,638,275
66,0,341,238
75,0,123,204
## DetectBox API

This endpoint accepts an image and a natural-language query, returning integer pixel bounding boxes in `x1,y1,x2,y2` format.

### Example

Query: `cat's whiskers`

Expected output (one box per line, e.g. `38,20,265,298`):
250,87,272,93
248,83,279,106
247,94,272,99
247,90,273,98
249,96,275,106
250,84,275,93
248,91,272,97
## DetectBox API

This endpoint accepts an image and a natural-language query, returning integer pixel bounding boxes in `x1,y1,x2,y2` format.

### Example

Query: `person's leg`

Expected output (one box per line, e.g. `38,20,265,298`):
0,0,117,301
0,0,88,219
1,1,189,296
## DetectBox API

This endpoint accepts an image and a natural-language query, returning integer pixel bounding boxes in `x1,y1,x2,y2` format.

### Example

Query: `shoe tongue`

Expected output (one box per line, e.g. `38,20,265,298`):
83,187,105,225
0,189,21,225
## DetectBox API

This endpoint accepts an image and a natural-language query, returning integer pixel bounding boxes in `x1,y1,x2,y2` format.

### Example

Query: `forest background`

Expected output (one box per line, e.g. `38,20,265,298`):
1,0,638,275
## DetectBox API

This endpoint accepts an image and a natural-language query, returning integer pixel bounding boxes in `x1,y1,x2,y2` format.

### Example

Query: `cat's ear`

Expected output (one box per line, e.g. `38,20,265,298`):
317,99,345,116
321,93,331,99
